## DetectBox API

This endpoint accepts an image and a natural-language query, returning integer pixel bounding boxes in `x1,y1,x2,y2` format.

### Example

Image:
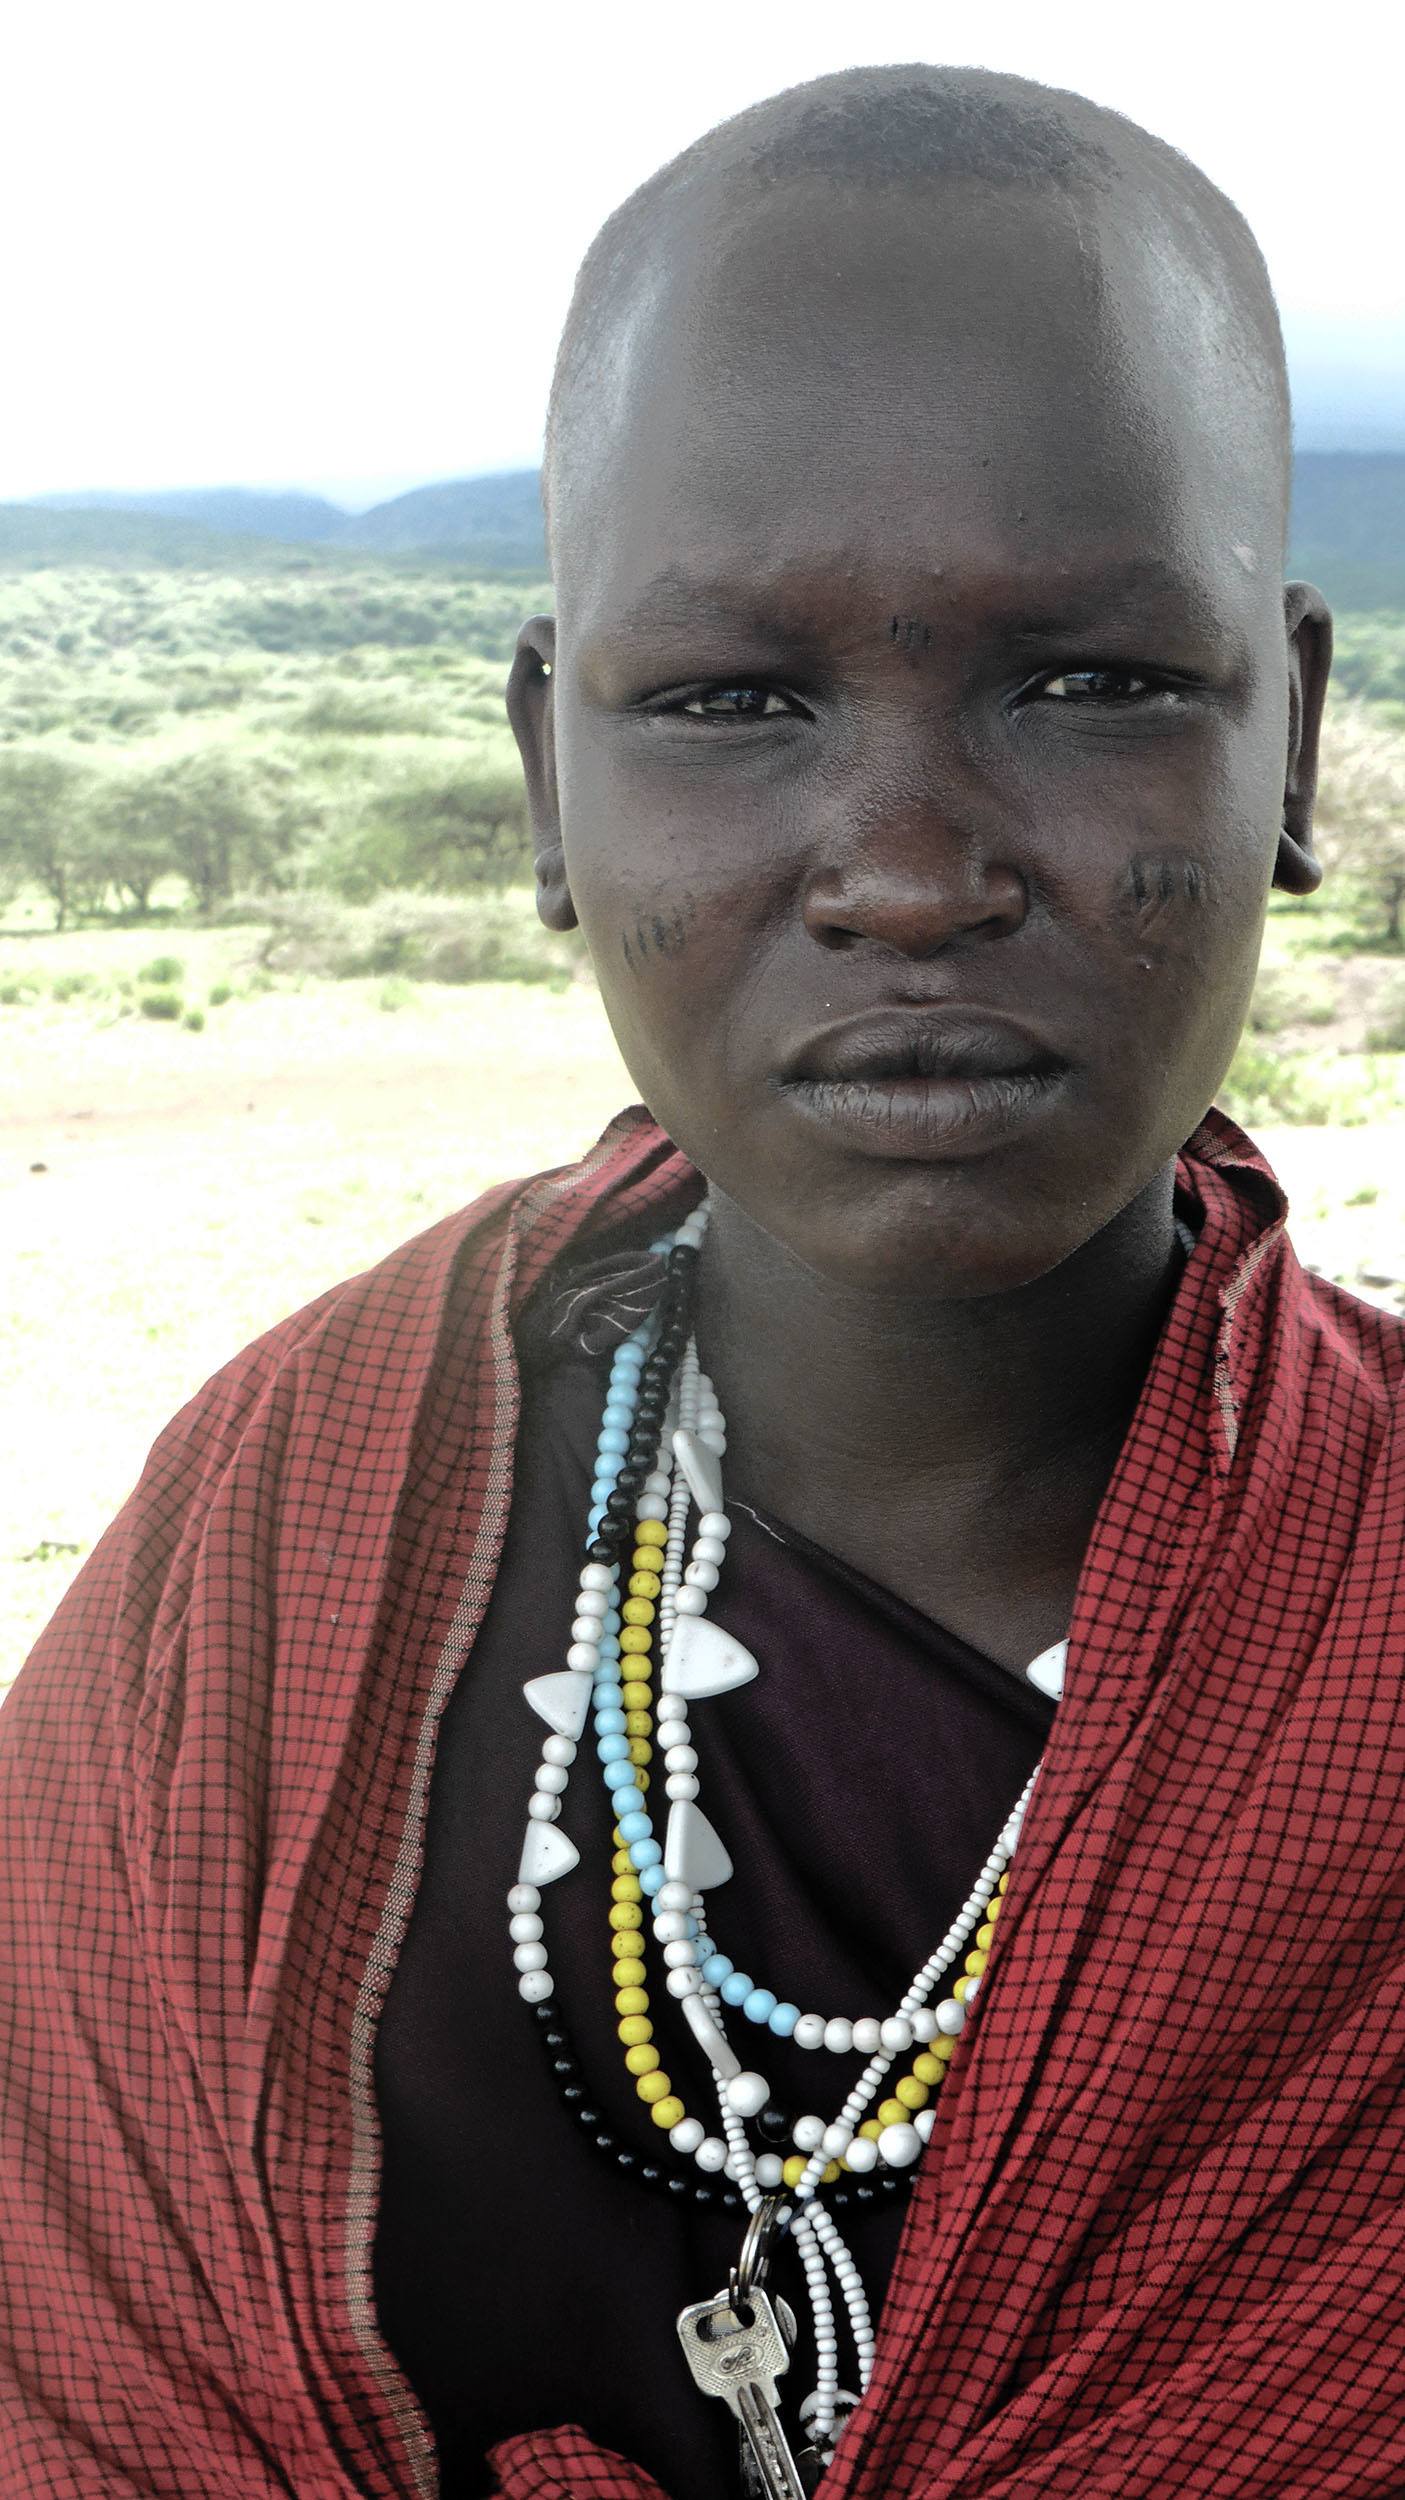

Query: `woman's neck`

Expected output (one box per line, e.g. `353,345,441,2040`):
692,1162,1184,1669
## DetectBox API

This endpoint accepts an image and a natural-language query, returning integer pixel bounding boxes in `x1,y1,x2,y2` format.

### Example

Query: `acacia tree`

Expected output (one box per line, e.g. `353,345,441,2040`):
323,756,533,901
101,750,299,912
1313,700,1405,947
0,749,96,928
380,758,532,889
86,775,176,914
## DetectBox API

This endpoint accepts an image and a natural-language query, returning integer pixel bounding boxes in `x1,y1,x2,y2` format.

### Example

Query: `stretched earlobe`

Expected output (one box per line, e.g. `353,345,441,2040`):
507,615,578,932
535,843,579,933
1273,821,1324,898
1275,583,1333,898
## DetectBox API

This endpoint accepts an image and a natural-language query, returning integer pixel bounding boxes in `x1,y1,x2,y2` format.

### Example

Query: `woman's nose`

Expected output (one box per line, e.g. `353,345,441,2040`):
800,792,1029,958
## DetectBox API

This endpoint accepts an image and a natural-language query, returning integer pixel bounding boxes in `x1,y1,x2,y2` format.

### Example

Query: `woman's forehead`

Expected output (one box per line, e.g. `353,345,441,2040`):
554,177,1284,620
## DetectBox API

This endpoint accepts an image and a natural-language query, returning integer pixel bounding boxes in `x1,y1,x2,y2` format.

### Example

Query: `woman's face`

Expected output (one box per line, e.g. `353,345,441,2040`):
511,178,1329,1298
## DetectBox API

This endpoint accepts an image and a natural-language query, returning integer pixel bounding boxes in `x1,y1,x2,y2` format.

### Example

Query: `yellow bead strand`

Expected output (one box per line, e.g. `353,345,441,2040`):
599,1521,706,2148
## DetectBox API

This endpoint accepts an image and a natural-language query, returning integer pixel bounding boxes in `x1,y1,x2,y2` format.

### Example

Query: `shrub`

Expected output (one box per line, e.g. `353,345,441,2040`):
138,954,185,984
1247,962,1337,1034
243,891,583,986
293,686,433,737
207,981,233,1007
182,1007,205,1031
1365,975,1405,1051
1218,1036,1336,1126
138,987,183,1021
1313,701,1405,949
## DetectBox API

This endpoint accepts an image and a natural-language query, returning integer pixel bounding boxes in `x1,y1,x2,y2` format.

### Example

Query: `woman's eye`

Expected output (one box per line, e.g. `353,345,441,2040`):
675,685,793,719
1040,667,1153,701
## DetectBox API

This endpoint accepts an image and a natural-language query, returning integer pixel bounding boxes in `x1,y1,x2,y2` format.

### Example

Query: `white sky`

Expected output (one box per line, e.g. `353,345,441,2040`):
4,0,1402,506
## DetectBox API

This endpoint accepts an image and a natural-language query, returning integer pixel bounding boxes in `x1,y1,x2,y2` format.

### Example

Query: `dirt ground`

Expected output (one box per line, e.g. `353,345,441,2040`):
3,976,1403,1685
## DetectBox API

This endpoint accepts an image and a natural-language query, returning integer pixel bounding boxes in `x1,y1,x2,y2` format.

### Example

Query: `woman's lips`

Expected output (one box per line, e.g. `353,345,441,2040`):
780,1065,1067,1156
776,1011,1068,1157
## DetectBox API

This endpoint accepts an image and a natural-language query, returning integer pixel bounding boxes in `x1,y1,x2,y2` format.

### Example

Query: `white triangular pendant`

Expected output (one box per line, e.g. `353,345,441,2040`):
672,1426,723,1518
663,1614,759,1701
523,1669,593,1738
1025,1639,1068,1701
518,1820,580,1886
665,1798,733,1891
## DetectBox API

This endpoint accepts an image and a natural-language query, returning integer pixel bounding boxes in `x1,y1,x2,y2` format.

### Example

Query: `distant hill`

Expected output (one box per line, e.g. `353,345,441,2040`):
333,454,1405,608
1287,453,1405,611
332,470,547,570
33,486,346,544
0,505,329,571
10,452,1404,607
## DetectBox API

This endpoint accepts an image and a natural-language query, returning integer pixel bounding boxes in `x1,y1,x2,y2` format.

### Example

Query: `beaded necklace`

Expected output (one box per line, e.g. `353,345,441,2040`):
508,1205,1063,2478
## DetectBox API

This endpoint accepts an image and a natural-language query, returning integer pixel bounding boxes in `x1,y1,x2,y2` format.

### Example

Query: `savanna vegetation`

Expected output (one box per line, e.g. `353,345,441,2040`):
0,565,547,925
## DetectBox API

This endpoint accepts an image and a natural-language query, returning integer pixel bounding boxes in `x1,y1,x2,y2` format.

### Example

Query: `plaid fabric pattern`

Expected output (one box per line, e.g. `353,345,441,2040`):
2,1104,1403,2499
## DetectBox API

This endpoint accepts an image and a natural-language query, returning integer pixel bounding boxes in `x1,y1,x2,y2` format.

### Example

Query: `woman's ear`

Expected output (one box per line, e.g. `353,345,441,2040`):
507,613,577,931
1274,582,1333,897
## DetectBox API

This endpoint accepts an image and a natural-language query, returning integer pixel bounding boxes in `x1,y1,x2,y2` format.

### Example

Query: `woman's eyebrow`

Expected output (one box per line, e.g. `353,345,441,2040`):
590,553,1247,656
602,573,779,638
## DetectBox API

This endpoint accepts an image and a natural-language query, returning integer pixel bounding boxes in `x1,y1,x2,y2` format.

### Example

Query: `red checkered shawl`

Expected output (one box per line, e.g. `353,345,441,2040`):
4,1106,1405,2500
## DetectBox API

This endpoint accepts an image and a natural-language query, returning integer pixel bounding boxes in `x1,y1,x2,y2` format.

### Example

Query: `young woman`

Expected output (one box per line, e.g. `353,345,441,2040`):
5,65,1403,2500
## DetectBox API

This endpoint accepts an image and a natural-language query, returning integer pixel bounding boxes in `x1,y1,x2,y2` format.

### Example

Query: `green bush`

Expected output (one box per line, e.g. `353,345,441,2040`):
138,986,183,1021
207,981,233,1007
1218,1036,1336,1126
1365,976,1405,1051
138,954,185,984
182,1007,205,1031
50,970,97,1002
1247,962,1337,1034
242,891,581,986
293,685,434,737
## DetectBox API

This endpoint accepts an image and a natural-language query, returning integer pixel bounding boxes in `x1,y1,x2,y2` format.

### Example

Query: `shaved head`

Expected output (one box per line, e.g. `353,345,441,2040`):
542,64,1290,581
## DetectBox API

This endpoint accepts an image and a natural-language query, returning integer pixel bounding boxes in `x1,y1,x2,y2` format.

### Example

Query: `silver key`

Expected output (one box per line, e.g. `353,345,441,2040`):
677,2285,809,2500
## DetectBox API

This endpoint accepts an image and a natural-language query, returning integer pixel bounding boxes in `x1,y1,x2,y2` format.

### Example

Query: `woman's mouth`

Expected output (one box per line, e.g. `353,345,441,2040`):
776,1011,1069,1157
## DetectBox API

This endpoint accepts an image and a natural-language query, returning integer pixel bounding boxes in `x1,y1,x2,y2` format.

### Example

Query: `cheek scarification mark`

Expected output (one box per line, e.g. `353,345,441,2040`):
620,902,695,973
1119,857,1212,970
1126,856,1210,914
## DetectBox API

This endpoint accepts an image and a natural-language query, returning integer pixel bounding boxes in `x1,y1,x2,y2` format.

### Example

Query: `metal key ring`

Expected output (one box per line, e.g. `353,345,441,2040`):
730,2194,790,2321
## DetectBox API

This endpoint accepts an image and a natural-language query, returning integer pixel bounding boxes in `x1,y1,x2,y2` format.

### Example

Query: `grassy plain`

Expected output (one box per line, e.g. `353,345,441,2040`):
0,928,629,1682
4,896,1405,1688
